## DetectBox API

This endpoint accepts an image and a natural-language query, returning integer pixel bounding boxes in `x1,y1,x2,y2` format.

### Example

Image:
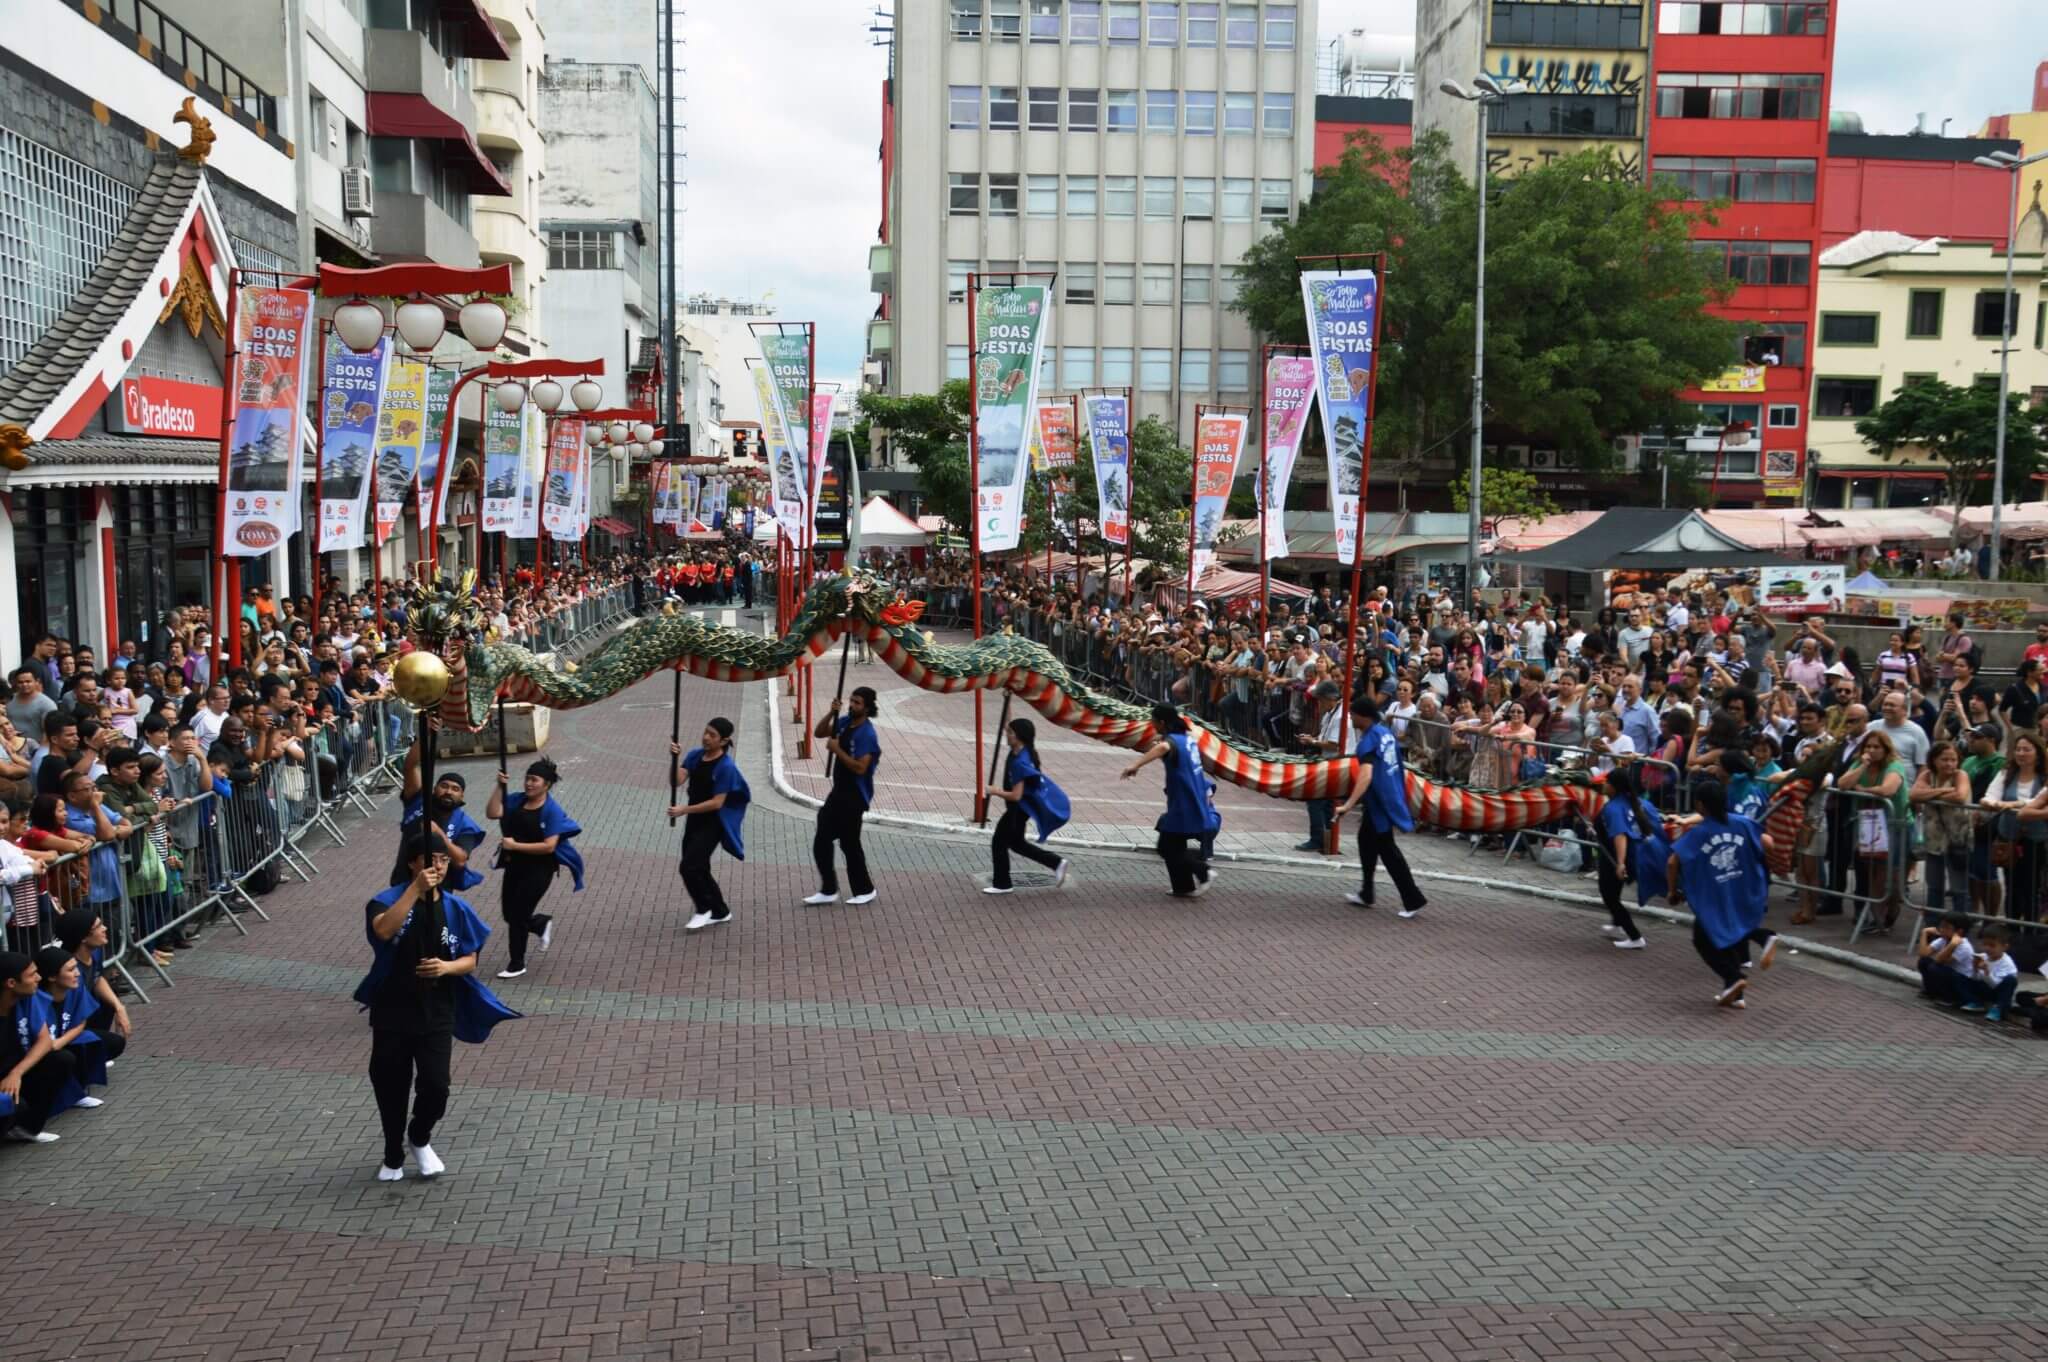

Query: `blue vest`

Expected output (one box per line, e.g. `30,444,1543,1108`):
399,795,487,889
352,885,521,1044
1005,748,1071,843
1157,733,1221,837
1353,722,1414,833
681,748,752,859
1674,814,1768,949
492,792,587,889
833,717,882,808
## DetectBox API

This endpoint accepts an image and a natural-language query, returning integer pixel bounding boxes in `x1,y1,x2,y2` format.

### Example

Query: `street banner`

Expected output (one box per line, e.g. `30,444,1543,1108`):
223,285,316,556
480,399,524,533
1038,402,1077,543
1083,394,1130,548
416,364,456,532
374,355,427,546
815,437,849,550
972,284,1050,553
571,440,592,538
541,417,585,538
1026,416,1048,475
649,462,670,527
678,472,697,526
1260,355,1317,560
752,364,804,539
809,391,835,528
758,333,812,476
1299,270,1380,565
1189,411,1248,588
316,331,391,554
507,405,544,539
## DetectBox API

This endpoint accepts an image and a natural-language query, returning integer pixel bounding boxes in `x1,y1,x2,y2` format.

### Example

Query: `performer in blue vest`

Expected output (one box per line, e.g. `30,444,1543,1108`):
1591,764,1659,949
33,944,117,1101
806,687,882,907
986,717,1072,894
354,839,519,1180
485,757,586,978
394,732,485,891
1333,695,1429,917
1667,777,1773,1011
668,717,752,931
0,950,73,1145
1120,703,1220,898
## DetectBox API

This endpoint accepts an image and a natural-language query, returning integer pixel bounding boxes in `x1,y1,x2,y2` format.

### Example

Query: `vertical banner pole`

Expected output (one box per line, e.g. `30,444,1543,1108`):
987,690,1013,795
1070,393,1082,591
496,690,509,775
968,273,988,824
1188,402,1205,599
824,632,853,779
667,665,683,826
1335,254,1388,755
1258,344,1270,643
211,269,241,683
310,316,330,634
800,322,816,760
1121,386,1134,606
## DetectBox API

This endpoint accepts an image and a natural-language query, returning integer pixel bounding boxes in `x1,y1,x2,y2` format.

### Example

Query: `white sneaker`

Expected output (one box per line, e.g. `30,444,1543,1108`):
684,910,722,931
1053,860,1071,887
1714,978,1748,1008
802,891,840,906
74,1095,105,1109
1599,925,1627,940
982,885,1014,895
496,967,526,979
539,920,554,952
1612,937,1646,950
376,1163,405,1182
846,891,877,906
1397,905,1426,919
3,1129,58,1144
1344,890,1371,908
408,1141,445,1178
1188,878,1212,899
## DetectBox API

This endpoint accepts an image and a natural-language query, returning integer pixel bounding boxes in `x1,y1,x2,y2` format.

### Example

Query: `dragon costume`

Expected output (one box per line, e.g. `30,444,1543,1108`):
409,570,1824,862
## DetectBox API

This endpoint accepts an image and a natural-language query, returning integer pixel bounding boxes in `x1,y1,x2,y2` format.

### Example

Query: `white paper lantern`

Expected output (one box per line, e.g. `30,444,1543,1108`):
492,380,527,414
531,379,564,413
395,298,446,352
334,298,386,353
458,297,508,350
570,378,602,411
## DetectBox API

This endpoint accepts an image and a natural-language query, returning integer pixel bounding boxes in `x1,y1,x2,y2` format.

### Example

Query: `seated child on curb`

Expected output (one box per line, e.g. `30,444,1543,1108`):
1915,912,1975,1004
1961,926,2020,1022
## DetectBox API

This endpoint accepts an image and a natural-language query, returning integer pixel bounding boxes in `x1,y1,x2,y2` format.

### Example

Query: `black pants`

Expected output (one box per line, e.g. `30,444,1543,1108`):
501,863,556,971
368,1027,453,1168
1692,922,1748,989
991,805,1060,889
5,1048,76,1134
814,790,873,896
73,1028,127,1083
1356,817,1426,910
1596,849,1643,941
1155,831,1209,896
679,817,729,916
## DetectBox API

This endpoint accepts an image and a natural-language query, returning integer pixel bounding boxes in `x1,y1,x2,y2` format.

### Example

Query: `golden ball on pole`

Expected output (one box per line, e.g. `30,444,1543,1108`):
392,650,453,710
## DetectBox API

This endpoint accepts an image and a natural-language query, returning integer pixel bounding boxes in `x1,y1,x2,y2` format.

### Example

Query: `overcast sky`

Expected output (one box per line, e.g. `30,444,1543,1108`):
679,0,2044,384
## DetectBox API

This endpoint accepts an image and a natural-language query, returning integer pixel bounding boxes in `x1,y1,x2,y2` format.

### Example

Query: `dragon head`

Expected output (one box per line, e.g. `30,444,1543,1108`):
407,568,489,654
801,569,894,629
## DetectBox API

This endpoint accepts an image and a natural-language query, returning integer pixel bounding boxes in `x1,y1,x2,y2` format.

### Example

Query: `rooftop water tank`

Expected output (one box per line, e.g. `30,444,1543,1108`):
1829,110,1865,134
1338,29,1415,82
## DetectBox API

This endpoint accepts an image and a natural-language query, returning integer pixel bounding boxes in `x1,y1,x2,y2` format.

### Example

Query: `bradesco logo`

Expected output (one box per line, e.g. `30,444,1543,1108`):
117,375,221,438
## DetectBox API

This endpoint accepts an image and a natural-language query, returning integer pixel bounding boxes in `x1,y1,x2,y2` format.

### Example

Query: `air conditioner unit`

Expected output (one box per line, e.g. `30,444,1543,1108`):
1529,449,1558,470
342,166,375,218
1611,435,1642,471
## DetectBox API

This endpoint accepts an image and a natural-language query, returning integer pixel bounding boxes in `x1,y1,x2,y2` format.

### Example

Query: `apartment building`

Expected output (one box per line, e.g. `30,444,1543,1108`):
870,0,1317,447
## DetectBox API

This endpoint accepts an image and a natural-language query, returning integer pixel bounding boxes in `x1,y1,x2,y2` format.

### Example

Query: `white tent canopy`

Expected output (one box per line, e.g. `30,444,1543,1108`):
857,496,930,548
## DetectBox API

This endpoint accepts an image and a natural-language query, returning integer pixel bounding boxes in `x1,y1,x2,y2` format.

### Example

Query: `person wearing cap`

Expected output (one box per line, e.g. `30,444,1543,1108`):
485,756,585,977
1334,694,1428,918
394,734,485,891
1293,680,1346,852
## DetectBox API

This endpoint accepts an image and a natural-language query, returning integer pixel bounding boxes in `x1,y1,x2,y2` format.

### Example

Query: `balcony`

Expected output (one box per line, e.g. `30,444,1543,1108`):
369,192,481,266
473,85,528,154
365,28,474,130
867,318,893,355
474,201,536,262
97,0,280,129
868,242,892,292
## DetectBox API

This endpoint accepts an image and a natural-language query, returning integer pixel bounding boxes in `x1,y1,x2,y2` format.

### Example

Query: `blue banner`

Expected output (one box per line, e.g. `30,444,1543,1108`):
1299,270,1379,566
1083,394,1129,548
316,333,391,553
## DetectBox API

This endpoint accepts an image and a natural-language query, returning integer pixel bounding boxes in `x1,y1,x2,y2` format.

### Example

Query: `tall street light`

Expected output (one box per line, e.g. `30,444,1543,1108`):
1440,75,1508,615
1971,147,2048,582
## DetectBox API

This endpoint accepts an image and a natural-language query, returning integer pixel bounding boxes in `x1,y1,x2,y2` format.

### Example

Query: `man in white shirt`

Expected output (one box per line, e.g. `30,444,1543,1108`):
1518,606,1550,662
1588,709,1636,775
1616,609,1652,664
190,684,230,749
1876,687,1929,777
1664,593,1691,637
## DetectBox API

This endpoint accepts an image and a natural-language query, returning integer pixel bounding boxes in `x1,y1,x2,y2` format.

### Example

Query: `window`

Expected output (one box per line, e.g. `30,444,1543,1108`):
1102,346,1134,385
1219,349,1250,389
1181,264,1213,303
989,173,1019,215
949,86,981,129
951,0,982,37
2037,302,2046,350
1148,1,1178,43
1030,0,1062,41
1066,176,1098,216
1814,378,1879,419
1654,73,1825,121
1653,157,1815,203
1144,176,1177,218
1223,92,1256,134
949,173,981,214
1183,177,1216,217
1901,372,1937,389
1221,177,1254,220
1738,325,1805,368
989,86,1020,130
1225,2,1257,45
1265,3,1296,46
1107,89,1139,131
1104,175,1137,217
1708,239,1811,285
1975,289,2018,339
1146,89,1177,131
1029,86,1060,129
1491,2,1644,45
1140,348,1172,389
1262,92,1295,135
1107,0,1140,43
1180,348,1211,389
1186,0,1217,43
1895,289,1942,337
990,0,1022,38
1768,403,1801,428
1066,263,1096,302
947,345,971,380
1487,94,1638,138
1185,91,1218,135
1820,313,1878,346
547,228,614,269
1069,0,1101,40
1069,87,1100,130
1222,266,1247,303
1063,346,1096,385
1658,2,1829,36
1103,262,1136,303
1259,178,1291,220
1027,175,1060,216
948,259,973,301
1974,373,2003,391
1039,346,1057,391
1142,263,1174,304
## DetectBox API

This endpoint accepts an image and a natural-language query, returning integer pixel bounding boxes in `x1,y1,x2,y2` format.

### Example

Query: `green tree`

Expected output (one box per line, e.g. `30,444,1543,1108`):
1231,131,1739,490
1855,379,2048,538
1448,464,1561,522
1020,416,1193,573
857,382,973,531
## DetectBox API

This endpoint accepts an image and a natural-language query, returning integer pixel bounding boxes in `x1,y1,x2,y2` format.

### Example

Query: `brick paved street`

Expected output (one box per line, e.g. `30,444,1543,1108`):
8,623,2048,1361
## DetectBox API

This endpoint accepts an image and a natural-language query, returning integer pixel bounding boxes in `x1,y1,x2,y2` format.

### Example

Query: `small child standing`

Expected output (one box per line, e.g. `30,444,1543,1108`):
103,665,138,742
1915,911,1976,1004
1961,927,2020,1022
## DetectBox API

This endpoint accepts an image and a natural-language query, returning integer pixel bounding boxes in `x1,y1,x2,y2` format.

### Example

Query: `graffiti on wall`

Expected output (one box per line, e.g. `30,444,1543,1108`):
1485,52,1645,97
1487,142,1643,179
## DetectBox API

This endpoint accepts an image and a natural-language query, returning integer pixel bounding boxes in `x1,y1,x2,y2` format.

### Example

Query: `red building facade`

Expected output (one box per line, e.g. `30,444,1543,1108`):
1648,2,1840,506
1823,132,2022,251
1312,95,1413,169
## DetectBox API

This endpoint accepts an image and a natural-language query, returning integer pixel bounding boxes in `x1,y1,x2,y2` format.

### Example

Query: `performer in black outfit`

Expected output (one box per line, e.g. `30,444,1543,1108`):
805,686,882,907
485,758,585,979
668,717,752,931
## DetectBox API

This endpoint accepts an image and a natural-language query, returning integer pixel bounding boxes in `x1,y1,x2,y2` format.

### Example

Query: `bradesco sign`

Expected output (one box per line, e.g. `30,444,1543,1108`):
108,374,222,439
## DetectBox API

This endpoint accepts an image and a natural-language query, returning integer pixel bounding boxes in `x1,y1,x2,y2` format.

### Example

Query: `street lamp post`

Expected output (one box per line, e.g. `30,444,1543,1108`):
1971,148,2048,582
1439,76,1508,616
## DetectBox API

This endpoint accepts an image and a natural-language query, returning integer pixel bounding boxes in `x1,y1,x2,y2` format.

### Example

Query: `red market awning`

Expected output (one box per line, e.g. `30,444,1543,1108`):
440,0,512,61
365,94,513,197
593,516,634,536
